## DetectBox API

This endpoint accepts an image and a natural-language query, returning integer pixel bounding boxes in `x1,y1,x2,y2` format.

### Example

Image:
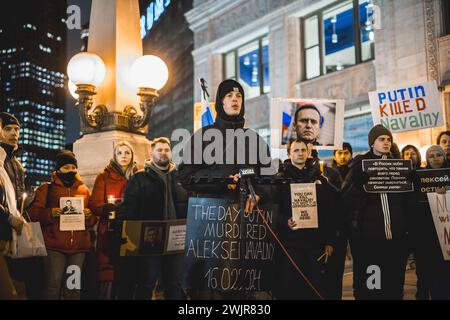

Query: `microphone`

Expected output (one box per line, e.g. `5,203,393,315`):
239,168,258,207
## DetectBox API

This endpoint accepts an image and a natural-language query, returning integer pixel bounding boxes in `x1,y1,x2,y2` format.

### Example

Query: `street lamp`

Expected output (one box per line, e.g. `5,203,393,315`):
67,52,168,132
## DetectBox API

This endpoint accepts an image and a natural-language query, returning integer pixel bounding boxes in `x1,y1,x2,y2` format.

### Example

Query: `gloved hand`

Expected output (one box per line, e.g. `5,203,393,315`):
101,203,117,219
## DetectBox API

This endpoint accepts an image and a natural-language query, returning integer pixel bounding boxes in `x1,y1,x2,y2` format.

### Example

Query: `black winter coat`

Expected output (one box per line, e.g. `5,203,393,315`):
341,150,413,241
178,117,272,201
276,164,336,250
119,166,187,221
0,183,11,241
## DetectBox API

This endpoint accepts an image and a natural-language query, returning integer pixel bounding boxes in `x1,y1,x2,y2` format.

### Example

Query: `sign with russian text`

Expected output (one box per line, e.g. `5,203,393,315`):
290,183,318,229
184,197,277,292
362,159,413,193
369,81,444,133
426,192,450,261
416,168,450,202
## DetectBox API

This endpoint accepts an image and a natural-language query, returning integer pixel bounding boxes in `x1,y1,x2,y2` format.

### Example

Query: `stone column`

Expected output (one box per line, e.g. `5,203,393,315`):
73,0,152,189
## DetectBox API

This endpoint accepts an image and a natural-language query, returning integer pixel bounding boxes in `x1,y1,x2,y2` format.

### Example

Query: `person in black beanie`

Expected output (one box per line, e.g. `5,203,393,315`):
341,124,413,299
178,79,273,300
28,150,96,300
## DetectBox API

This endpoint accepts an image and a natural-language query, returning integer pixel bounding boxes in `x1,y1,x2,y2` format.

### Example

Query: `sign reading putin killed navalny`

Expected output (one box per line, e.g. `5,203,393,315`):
362,159,413,193
184,197,277,292
369,81,444,133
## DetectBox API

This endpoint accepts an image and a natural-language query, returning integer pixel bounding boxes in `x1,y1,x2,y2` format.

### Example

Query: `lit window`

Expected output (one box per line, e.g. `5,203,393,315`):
303,0,375,80
224,36,270,99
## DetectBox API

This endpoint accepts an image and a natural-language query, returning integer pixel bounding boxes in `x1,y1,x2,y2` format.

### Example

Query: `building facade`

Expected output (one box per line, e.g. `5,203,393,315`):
140,0,194,139
0,1,67,186
186,0,450,158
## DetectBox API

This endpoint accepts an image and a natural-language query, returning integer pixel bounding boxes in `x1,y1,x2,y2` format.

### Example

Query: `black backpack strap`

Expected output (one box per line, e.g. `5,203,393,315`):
45,182,52,207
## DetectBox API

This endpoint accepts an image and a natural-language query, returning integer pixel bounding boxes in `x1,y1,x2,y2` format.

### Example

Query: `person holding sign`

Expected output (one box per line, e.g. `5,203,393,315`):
342,125,413,300
28,150,96,300
89,141,138,299
178,79,272,300
274,138,335,300
117,137,187,300
411,145,450,299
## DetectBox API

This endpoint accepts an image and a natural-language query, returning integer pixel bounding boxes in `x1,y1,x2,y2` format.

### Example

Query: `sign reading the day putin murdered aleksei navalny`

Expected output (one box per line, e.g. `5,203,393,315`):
369,80,444,133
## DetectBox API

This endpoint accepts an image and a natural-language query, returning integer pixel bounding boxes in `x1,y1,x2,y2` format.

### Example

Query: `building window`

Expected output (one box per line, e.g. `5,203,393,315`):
224,36,270,99
343,109,373,152
443,0,450,36
303,0,375,80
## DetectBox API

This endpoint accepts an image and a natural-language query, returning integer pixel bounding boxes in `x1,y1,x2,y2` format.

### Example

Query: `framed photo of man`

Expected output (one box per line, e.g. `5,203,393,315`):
59,197,85,231
271,98,345,150
120,219,187,257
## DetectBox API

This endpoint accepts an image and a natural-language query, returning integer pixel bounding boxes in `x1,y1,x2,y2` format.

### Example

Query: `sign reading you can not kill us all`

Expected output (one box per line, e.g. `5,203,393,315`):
369,80,444,133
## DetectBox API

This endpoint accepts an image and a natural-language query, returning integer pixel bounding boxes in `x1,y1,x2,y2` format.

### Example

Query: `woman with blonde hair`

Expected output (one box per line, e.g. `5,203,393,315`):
89,141,138,299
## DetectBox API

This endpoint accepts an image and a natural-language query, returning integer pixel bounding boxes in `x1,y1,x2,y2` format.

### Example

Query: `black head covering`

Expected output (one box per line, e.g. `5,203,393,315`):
214,79,245,127
55,150,78,170
0,112,20,127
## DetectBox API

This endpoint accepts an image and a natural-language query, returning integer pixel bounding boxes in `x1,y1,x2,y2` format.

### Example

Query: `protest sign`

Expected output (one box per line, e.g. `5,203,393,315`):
362,159,413,193
290,183,318,229
369,81,444,133
184,197,277,292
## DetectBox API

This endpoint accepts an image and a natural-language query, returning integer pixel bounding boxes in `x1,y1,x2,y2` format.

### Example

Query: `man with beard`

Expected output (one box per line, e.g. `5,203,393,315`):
118,137,187,300
0,112,42,299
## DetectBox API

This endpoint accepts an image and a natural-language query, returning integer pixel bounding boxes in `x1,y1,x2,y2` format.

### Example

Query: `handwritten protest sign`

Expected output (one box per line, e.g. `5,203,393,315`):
426,192,450,261
369,81,444,133
184,197,277,292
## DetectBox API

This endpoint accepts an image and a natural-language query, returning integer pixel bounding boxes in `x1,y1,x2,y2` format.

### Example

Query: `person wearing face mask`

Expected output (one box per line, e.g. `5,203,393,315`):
341,125,414,300
411,145,450,299
28,150,96,300
89,141,138,299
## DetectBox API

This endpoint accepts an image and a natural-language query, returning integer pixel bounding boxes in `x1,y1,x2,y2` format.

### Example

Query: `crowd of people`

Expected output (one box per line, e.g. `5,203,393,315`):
0,79,449,300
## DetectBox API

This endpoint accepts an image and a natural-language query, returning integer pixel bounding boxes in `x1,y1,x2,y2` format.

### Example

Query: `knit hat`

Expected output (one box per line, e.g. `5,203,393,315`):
56,150,77,170
426,145,446,163
214,79,245,123
368,125,393,147
0,112,20,127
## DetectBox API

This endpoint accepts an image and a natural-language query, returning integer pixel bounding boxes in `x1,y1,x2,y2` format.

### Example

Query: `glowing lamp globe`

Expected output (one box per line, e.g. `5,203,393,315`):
131,55,168,90
68,80,79,99
67,52,106,86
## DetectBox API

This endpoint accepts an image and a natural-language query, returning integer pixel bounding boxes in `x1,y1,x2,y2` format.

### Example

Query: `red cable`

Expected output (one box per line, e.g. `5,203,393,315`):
254,205,325,300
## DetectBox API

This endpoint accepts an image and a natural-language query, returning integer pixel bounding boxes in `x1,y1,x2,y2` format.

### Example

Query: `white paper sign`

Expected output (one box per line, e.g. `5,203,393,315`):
426,192,450,261
369,80,444,133
290,183,318,229
59,197,85,231
166,224,186,252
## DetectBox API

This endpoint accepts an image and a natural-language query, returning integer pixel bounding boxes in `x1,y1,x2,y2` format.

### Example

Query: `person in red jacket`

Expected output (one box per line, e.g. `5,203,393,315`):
89,141,138,299
29,150,96,300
